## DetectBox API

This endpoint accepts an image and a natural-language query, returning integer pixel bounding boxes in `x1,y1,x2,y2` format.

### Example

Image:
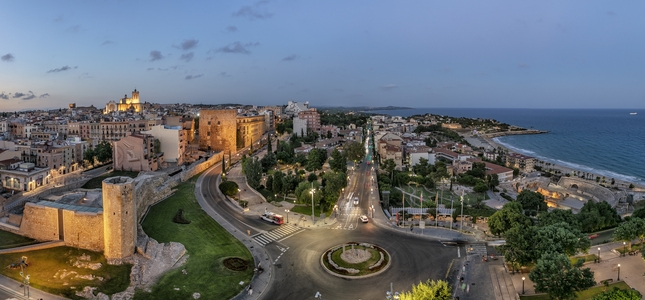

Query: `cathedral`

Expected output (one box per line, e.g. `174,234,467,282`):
105,89,143,113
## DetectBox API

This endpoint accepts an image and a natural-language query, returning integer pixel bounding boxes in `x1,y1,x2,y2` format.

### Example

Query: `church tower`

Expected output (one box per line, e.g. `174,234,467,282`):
131,89,140,104
102,176,137,264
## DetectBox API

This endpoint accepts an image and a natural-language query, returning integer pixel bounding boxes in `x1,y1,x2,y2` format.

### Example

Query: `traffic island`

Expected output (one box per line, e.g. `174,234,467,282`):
320,242,391,279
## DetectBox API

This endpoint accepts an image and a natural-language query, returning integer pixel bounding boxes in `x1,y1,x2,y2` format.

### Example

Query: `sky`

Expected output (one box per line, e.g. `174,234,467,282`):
1,1,645,110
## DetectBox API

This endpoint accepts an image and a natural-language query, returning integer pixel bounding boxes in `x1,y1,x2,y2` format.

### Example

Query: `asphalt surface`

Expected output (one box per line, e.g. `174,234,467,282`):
197,149,461,300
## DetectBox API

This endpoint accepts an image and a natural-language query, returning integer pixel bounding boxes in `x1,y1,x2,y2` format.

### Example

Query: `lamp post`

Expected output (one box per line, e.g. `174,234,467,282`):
285,209,290,223
460,192,465,231
617,264,621,281
333,204,338,218
19,256,29,298
310,182,316,223
598,247,601,262
623,242,626,257
522,277,525,294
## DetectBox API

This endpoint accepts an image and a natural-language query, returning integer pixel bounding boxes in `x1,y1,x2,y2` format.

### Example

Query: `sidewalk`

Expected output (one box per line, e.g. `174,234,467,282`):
0,274,68,300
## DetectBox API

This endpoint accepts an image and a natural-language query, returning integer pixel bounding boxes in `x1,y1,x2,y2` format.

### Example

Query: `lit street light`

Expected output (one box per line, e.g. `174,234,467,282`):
598,247,601,262
522,277,525,294
623,242,626,257
617,264,621,281
285,209,290,223
310,182,316,223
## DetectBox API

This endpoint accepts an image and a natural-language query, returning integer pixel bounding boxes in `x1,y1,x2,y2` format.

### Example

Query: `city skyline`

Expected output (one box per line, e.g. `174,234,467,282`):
2,1,645,110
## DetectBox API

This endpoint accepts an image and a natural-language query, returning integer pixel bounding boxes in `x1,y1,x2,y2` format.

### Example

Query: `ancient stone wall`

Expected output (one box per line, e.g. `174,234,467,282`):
63,210,104,252
19,203,60,241
134,173,175,223
198,109,237,152
103,177,137,263
179,152,223,182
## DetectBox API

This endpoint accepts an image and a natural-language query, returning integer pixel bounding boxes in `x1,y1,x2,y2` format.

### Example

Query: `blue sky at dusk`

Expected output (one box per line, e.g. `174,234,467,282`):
1,1,644,110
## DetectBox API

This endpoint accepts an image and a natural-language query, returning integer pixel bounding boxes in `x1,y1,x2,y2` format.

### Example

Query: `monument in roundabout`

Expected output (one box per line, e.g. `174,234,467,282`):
320,242,391,278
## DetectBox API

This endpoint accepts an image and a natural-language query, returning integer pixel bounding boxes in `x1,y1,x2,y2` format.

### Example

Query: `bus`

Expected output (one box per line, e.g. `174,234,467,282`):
260,212,284,225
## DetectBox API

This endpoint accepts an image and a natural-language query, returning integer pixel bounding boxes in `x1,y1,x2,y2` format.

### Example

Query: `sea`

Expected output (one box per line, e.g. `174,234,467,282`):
368,108,645,185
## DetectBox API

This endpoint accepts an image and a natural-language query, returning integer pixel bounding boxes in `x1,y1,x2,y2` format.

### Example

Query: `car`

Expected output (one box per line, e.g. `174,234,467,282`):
359,215,369,223
353,197,359,206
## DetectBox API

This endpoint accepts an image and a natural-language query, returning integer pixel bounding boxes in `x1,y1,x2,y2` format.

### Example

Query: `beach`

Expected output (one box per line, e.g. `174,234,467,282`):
474,134,645,192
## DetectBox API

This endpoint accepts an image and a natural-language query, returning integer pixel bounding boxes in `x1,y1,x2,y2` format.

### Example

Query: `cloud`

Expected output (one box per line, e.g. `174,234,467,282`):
232,3,274,20
518,63,530,68
66,25,80,33
53,15,65,23
220,72,231,77
40,93,50,98
101,40,114,46
185,74,203,80
380,84,399,91
180,52,194,62
156,65,179,71
176,39,199,51
1,53,14,62
23,91,36,100
47,65,77,73
606,11,616,16
149,50,164,61
78,72,93,79
215,42,260,54
0,92,9,100
226,26,238,32
13,92,25,98
147,67,154,71
281,54,299,61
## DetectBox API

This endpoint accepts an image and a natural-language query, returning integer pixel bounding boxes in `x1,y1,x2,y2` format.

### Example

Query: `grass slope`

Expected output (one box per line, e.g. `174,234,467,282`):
136,176,253,299
0,247,131,299
0,230,37,249
81,171,139,189
519,281,633,300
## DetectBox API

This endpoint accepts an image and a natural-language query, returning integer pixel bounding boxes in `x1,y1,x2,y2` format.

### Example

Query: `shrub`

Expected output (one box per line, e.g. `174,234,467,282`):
219,181,239,197
172,209,191,224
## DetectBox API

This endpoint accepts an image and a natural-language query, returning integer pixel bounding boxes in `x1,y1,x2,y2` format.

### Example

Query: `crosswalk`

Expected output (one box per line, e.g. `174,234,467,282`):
252,224,304,246
466,243,488,259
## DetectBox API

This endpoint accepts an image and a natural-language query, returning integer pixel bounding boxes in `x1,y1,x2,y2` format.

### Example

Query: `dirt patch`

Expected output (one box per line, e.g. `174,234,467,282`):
222,257,249,271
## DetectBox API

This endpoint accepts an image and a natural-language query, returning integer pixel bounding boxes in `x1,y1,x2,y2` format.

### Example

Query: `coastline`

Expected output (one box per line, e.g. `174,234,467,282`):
479,135,645,191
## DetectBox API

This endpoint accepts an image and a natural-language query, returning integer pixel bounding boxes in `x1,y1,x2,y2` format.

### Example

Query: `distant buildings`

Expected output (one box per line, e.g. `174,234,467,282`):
112,134,163,172
105,89,144,113
198,109,267,153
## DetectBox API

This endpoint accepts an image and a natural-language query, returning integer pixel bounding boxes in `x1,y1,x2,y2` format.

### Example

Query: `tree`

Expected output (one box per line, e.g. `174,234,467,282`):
473,181,488,193
577,201,621,233
265,175,273,192
272,172,283,194
242,157,262,189
590,287,642,300
95,141,113,164
260,152,277,172
306,148,327,171
613,218,645,249
219,181,239,197
487,202,532,236
529,253,595,300
501,224,537,270
383,158,396,174
534,222,590,257
329,148,347,173
399,279,452,300
487,174,499,190
538,209,579,229
412,157,432,177
344,141,364,163
516,190,547,212
632,207,645,219
307,173,318,182
83,147,96,166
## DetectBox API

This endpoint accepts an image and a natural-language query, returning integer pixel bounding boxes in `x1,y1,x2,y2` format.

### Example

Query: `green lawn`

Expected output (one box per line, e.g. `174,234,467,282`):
290,204,328,216
81,171,139,189
0,230,37,249
0,246,131,299
519,281,632,300
136,176,253,299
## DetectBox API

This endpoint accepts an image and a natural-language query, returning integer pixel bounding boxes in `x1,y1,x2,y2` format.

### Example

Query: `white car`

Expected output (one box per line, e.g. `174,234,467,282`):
353,197,359,206
359,215,369,223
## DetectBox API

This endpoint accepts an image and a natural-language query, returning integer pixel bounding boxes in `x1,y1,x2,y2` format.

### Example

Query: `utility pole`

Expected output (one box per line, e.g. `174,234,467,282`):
460,191,465,232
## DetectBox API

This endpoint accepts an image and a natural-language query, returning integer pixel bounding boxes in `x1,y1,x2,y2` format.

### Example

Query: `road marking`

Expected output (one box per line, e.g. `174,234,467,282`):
458,247,461,258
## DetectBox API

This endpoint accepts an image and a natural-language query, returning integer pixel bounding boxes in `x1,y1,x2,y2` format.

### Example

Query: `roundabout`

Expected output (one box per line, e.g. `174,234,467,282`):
321,242,391,278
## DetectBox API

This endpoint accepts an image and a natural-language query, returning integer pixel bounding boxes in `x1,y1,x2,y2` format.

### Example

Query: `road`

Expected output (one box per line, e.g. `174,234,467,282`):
198,153,460,299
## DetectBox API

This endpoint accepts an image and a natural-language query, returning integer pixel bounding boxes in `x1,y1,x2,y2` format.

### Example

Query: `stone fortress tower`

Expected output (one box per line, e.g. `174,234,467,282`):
102,177,137,263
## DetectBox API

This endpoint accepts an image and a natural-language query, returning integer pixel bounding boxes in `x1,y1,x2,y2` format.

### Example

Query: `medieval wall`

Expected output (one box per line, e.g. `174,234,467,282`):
63,210,104,252
198,109,237,152
103,177,137,262
19,203,59,241
134,173,175,223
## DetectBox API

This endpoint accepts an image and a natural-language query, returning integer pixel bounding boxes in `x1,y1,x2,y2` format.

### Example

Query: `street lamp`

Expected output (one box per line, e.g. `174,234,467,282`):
598,247,601,262
19,256,29,298
522,277,525,294
371,205,374,218
310,182,316,223
623,242,626,257
333,204,338,218
285,209,290,223
617,264,621,281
